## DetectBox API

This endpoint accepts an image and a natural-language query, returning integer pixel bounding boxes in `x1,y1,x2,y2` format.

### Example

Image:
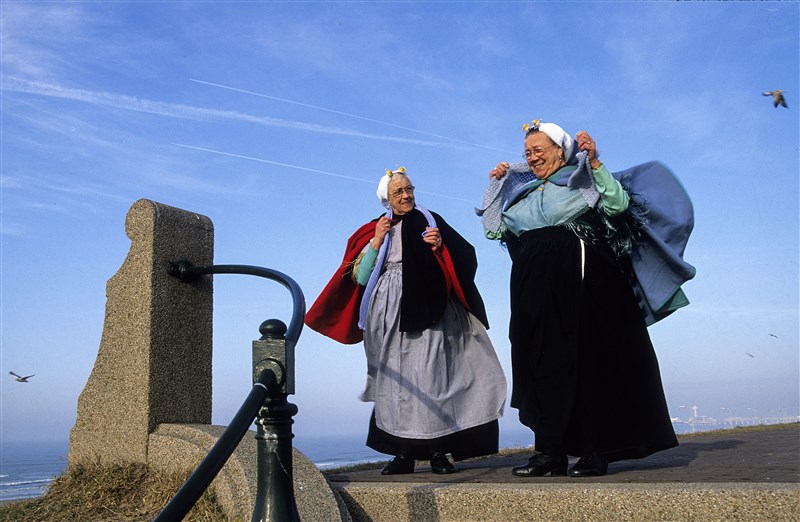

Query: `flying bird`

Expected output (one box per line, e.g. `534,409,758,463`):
9,371,35,382
745,352,755,358
769,333,778,338
763,90,788,108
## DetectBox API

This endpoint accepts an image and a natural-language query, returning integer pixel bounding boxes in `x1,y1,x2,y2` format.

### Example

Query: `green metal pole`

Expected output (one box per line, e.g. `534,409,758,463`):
252,395,300,522
251,319,300,522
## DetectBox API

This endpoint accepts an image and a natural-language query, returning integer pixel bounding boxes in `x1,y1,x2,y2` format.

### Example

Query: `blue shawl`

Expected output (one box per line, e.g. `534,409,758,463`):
476,155,696,326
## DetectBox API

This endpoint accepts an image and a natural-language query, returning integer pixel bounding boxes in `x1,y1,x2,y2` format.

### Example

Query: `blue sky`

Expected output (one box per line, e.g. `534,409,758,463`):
1,1,798,449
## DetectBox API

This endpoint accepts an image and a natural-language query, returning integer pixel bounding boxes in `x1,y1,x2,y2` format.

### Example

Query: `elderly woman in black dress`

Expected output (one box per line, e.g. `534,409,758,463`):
481,121,679,477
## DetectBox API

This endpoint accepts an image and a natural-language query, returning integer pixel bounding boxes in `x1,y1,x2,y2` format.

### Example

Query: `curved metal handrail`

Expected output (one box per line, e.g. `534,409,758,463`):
160,260,304,521
153,368,278,522
169,261,306,345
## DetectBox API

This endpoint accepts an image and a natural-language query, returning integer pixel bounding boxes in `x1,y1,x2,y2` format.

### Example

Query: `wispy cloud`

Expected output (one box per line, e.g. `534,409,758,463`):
1,76,463,148
0,219,28,238
173,143,474,203
190,79,516,154
0,2,94,79
2,170,129,209
0,175,25,189
136,166,245,196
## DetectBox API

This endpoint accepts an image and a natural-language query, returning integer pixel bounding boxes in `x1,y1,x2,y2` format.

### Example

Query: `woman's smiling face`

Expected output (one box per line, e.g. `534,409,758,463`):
524,132,565,180
387,174,415,215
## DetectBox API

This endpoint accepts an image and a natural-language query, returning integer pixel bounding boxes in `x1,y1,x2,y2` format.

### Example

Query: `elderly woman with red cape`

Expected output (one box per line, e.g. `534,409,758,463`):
306,167,507,475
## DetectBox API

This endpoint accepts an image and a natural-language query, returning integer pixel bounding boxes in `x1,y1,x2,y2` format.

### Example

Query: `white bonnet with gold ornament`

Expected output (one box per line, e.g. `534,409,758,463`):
522,120,577,164
377,166,407,209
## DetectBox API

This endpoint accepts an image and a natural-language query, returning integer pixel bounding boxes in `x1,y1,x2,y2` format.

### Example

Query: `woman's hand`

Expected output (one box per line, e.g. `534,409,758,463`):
422,226,443,252
576,131,601,169
372,216,392,250
489,162,511,180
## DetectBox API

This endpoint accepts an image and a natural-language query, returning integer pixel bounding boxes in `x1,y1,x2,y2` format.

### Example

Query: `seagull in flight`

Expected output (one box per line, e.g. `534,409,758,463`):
9,371,35,383
763,90,788,108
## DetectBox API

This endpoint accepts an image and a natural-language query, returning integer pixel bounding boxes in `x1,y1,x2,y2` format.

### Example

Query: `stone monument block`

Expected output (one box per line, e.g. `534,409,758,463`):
69,199,214,465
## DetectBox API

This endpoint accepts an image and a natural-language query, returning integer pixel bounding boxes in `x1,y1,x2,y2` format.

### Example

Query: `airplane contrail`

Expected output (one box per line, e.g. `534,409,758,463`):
173,143,474,203
190,79,517,155
2,76,449,147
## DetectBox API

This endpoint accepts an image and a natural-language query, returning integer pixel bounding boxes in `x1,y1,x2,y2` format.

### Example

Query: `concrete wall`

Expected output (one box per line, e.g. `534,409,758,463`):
67,199,348,521
69,199,214,466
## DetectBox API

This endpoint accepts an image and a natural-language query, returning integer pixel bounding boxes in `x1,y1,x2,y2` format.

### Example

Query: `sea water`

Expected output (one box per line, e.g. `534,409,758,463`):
0,440,69,503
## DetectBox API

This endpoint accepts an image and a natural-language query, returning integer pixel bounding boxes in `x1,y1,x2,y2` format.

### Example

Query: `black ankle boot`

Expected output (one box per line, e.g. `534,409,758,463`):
381,455,415,475
511,452,568,477
568,454,608,477
430,452,459,474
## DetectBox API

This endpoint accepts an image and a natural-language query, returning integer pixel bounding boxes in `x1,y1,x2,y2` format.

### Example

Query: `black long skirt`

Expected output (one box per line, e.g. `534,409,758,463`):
366,411,499,461
508,226,677,462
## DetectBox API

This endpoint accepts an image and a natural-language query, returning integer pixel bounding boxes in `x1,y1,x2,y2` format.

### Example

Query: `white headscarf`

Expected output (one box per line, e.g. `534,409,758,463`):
376,167,407,208
527,121,578,165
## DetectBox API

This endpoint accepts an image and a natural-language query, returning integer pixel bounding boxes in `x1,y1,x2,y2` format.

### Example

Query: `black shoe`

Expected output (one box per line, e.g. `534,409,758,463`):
568,454,608,477
381,455,415,475
511,452,568,477
430,452,459,474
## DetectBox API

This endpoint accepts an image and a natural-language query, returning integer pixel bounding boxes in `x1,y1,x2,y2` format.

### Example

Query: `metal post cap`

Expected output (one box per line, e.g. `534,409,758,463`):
259,319,287,339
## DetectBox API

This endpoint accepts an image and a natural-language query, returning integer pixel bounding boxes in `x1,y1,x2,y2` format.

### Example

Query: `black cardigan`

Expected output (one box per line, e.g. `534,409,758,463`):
396,209,489,332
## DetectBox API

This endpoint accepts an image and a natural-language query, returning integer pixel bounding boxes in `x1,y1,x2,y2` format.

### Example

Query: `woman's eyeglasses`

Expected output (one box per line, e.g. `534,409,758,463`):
523,143,557,160
391,186,415,198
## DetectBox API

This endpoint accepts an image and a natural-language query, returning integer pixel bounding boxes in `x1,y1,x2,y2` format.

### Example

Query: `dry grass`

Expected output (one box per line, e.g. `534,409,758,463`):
0,461,227,522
